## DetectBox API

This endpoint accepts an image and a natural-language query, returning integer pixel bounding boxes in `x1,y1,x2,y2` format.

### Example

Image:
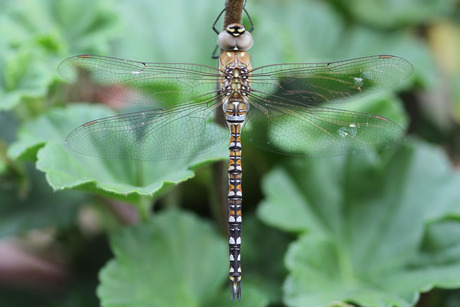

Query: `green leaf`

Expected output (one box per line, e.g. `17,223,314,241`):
98,210,268,306
1,0,119,55
241,214,290,304
97,210,228,307
111,0,222,64
248,0,430,89
54,0,120,54
340,0,458,28
0,49,52,111
0,0,120,110
8,104,227,202
0,111,19,144
258,140,460,306
0,164,84,238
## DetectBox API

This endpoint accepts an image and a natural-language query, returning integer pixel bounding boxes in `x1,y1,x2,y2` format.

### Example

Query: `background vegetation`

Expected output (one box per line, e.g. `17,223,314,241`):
1,0,460,306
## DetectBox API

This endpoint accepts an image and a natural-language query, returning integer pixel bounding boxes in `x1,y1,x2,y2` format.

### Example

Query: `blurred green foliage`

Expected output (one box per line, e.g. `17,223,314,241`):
1,0,460,306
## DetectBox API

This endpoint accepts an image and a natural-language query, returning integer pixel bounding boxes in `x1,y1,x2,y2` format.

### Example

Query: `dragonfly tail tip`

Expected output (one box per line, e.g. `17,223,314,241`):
230,281,241,301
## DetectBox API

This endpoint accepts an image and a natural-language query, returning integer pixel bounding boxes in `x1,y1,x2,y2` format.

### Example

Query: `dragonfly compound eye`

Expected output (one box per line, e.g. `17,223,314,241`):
217,23,254,51
235,32,253,51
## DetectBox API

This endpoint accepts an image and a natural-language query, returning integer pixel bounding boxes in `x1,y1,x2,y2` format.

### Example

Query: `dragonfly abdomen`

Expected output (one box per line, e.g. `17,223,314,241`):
222,77,250,300
227,120,244,301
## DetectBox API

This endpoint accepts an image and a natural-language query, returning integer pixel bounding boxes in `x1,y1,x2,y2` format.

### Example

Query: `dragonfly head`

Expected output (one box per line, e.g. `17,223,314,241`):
217,23,253,51
226,23,246,37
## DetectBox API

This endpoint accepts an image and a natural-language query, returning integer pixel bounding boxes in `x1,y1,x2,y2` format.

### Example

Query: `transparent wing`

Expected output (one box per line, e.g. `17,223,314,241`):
61,54,411,160
60,55,228,160
243,100,404,157
249,55,413,106
58,54,222,106
241,55,411,156
65,97,229,161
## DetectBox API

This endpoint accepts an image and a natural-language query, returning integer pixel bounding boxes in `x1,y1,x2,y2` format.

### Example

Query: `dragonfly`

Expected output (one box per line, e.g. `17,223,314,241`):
58,14,413,302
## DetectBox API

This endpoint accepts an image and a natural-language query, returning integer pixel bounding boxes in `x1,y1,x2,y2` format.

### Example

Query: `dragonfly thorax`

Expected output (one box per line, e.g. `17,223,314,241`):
221,67,250,125
219,43,252,126
217,23,253,51
221,66,251,97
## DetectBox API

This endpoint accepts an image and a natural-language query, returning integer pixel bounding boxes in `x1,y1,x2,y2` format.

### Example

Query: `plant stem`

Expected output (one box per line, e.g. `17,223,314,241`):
223,0,246,28
138,195,153,222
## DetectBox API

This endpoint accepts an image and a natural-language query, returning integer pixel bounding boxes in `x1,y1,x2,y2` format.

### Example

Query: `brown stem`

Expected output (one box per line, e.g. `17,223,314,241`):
223,0,246,28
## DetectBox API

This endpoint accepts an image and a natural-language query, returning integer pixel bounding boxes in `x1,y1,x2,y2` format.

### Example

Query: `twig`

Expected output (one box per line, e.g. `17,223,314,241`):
223,0,246,28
